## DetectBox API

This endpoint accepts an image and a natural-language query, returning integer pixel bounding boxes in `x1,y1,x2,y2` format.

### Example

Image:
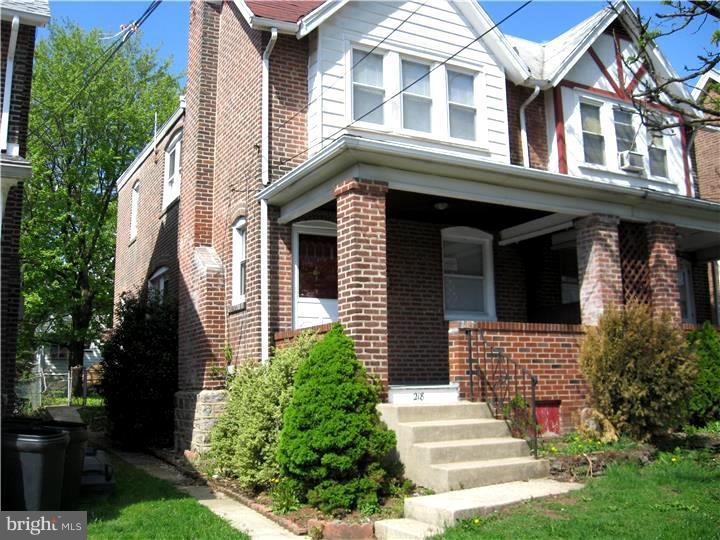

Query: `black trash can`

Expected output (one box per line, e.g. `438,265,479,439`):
1,426,69,510
42,421,88,509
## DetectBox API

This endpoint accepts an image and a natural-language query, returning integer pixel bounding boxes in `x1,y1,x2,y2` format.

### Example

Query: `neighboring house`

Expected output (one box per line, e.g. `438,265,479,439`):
113,0,720,452
1,0,50,415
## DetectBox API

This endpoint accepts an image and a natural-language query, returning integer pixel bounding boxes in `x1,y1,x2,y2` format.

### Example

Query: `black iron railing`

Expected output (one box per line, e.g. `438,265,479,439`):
463,327,539,458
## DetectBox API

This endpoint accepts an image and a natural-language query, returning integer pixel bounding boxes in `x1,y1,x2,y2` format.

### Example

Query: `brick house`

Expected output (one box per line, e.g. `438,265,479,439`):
113,0,720,452
1,1,50,415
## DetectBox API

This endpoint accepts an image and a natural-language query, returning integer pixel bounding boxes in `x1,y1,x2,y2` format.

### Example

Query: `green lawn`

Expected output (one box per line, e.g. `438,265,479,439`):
82,459,249,540
436,451,720,540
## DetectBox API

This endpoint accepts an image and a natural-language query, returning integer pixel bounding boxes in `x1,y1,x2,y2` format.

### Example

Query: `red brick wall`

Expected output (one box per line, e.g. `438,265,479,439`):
1,21,36,156
506,82,548,170
335,179,389,389
693,126,720,203
646,222,681,322
387,219,448,385
449,321,586,433
113,117,183,316
1,184,23,413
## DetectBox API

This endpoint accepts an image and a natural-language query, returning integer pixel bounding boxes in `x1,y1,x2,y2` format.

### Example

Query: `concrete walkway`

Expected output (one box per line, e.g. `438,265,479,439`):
112,450,306,540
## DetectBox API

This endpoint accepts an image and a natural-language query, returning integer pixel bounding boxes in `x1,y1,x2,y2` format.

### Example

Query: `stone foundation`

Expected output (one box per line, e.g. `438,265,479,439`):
174,389,227,452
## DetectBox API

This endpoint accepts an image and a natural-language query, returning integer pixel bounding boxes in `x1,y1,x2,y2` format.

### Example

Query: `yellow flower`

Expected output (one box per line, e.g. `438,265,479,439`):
473,518,480,525
671,456,678,463
550,446,558,453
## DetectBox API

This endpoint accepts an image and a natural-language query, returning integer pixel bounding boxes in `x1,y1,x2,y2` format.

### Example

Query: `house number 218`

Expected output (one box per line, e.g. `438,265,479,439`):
413,392,425,401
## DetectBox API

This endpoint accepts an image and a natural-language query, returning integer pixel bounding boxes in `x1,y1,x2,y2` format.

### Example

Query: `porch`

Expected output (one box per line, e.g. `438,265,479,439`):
264,135,720,433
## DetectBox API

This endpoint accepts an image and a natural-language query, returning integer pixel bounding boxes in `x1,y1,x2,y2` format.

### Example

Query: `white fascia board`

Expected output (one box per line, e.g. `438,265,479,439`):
232,0,299,34
297,0,349,38
454,0,532,85
0,160,31,181
258,135,720,234
499,213,575,245
692,69,720,102
0,9,50,27
116,107,184,191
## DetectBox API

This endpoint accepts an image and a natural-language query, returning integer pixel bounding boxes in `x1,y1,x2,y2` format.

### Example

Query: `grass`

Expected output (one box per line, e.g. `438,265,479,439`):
683,420,720,435
435,450,720,540
540,432,640,457
82,459,249,540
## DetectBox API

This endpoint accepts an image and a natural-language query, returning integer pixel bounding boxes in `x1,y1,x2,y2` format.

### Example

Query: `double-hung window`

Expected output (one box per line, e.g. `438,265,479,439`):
148,267,168,303
352,50,384,124
580,102,605,165
447,70,476,141
130,181,140,241
401,60,431,133
442,228,495,320
232,217,247,306
613,108,636,153
164,132,182,208
648,128,668,178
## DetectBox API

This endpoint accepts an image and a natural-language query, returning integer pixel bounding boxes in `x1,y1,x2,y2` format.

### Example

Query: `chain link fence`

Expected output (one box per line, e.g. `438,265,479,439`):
14,366,96,412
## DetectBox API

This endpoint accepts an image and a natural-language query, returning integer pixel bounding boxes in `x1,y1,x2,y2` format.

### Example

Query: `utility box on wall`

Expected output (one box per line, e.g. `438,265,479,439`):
536,400,561,435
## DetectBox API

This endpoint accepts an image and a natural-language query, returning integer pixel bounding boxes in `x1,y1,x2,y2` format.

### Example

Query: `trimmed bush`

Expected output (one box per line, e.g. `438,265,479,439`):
687,322,720,426
579,303,697,440
207,331,319,491
277,324,398,514
101,292,178,448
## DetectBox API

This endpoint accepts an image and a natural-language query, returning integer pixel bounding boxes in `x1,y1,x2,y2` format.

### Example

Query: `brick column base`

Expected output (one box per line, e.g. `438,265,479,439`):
575,215,623,325
174,389,227,452
335,179,389,393
646,222,681,322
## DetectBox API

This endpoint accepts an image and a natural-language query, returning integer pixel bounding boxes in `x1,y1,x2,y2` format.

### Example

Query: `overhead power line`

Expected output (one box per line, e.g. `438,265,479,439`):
272,0,534,173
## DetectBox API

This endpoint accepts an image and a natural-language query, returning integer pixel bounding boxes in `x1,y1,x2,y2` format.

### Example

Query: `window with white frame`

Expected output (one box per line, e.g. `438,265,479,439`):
447,69,476,141
352,49,384,124
148,266,168,302
648,128,668,178
401,59,431,132
130,181,139,241
613,108,636,153
580,101,605,165
232,217,246,306
442,227,495,320
163,131,182,208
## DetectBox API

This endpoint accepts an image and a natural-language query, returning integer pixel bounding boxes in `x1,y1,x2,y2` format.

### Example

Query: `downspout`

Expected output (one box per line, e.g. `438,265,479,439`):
519,84,541,168
260,28,278,363
1,16,20,154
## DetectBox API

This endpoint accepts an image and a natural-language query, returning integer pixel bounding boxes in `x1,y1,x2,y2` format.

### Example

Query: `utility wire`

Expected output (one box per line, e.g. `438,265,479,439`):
272,0,534,173
266,0,430,143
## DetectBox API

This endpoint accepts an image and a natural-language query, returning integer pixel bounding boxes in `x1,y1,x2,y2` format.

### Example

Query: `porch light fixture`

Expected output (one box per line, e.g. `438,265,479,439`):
434,201,449,211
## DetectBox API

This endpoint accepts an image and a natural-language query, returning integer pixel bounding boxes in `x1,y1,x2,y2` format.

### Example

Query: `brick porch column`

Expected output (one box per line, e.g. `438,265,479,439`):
335,179,389,392
575,215,623,325
646,222,681,322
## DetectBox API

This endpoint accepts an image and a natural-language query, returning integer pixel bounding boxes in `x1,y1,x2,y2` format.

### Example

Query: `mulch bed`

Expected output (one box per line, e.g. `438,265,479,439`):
547,446,656,482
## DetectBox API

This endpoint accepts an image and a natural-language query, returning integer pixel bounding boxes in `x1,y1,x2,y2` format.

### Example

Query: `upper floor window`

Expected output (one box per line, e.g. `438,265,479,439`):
232,217,247,306
441,227,496,321
613,108,636,153
148,266,168,302
401,60,431,133
130,181,140,241
164,131,182,208
580,101,605,165
352,50,384,125
447,70,476,141
648,128,668,178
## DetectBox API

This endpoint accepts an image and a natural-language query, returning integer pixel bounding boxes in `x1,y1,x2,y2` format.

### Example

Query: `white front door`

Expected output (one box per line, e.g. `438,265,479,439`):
293,221,338,329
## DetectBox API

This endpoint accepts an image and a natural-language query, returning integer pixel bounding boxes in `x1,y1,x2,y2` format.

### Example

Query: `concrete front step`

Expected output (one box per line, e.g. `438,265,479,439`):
413,437,530,463
379,402,493,423
404,479,584,528
401,418,510,443
430,456,549,492
374,518,441,540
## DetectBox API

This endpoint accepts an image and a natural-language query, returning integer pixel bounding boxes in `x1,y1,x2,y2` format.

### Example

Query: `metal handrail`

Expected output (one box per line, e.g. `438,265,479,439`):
464,328,539,458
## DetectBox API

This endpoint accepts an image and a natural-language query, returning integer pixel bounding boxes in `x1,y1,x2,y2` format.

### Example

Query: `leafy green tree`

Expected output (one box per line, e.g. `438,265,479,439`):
21,22,181,369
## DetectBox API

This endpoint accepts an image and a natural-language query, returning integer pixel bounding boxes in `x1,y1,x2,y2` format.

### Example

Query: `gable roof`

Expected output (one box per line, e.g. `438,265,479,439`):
1,0,51,26
244,1,326,23
692,69,720,102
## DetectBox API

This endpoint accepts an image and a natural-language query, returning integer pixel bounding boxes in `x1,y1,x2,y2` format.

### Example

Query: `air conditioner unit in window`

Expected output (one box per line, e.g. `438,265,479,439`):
618,150,644,173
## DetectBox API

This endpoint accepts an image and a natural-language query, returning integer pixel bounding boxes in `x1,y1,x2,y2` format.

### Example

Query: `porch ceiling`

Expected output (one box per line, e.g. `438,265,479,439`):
259,135,720,235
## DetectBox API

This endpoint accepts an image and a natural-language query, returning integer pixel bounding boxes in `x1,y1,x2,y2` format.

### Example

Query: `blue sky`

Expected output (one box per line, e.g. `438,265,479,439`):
41,0,717,88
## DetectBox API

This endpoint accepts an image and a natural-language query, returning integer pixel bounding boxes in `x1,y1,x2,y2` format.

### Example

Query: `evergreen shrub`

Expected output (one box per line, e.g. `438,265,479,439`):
277,324,398,514
207,331,319,491
101,291,178,448
687,322,720,426
579,303,697,440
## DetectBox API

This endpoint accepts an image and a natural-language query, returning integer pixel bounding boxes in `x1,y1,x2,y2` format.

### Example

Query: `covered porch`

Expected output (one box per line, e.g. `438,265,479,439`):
264,135,720,432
